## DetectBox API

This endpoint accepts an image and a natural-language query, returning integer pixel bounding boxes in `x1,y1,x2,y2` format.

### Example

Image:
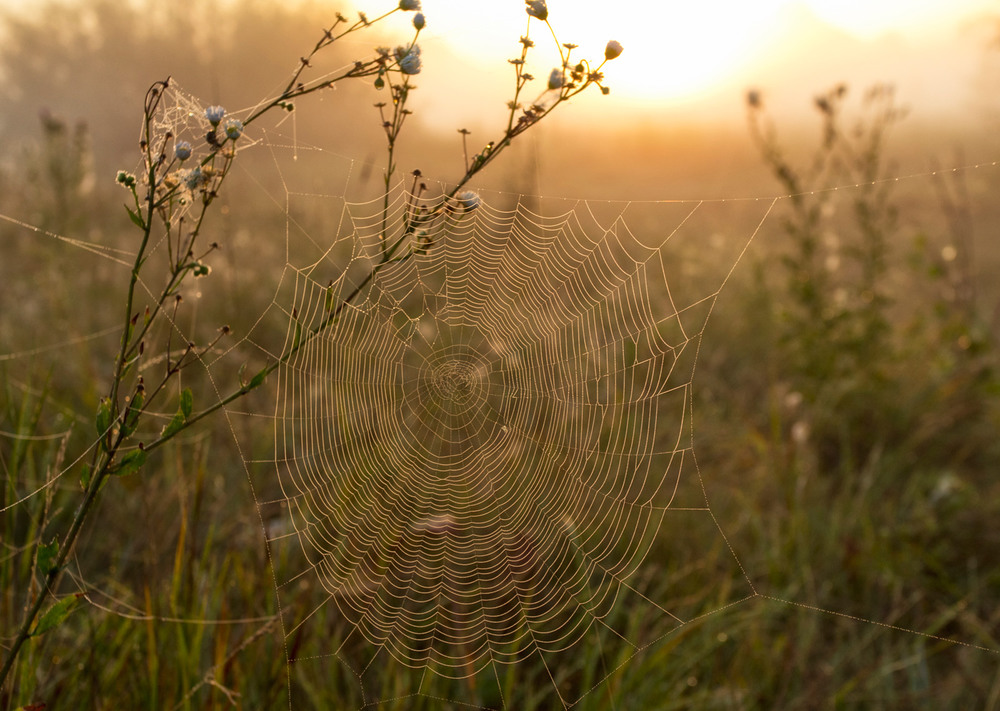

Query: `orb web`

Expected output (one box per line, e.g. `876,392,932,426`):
261,162,771,704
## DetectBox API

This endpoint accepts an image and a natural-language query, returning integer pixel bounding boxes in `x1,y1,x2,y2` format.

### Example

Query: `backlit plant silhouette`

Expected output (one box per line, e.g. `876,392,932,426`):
0,0,621,695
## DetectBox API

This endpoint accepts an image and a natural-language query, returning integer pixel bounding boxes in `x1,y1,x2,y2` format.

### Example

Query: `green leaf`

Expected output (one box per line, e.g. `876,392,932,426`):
126,205,146,230
179,387,193,418
95,397,113,438
160,388,193,439
31,595,80,637
123,390,145,437
80,462,92,490
248,368,268,391
37,539,59,577
115,448,147,477
161,411,185,439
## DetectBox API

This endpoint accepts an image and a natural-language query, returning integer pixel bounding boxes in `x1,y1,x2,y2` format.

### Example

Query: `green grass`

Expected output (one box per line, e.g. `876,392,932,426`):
3,191,997,707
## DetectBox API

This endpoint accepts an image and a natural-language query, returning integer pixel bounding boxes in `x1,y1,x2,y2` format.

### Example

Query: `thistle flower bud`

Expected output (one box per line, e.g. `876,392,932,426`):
396,45,422,75
548,68,565,91
457,191,480,212
223,118,244,141
398,0,420,9
604,40,623,60
175,141,192,161
205,105,226,126
413,12,425,30
525,0,547,21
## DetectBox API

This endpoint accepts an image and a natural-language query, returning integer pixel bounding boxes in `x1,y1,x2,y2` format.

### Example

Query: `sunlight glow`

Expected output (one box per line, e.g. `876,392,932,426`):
412,0,995,103
802,0,993,38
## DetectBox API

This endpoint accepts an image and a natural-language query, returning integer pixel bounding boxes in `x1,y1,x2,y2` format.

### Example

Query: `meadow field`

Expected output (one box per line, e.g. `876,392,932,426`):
2,1,999,708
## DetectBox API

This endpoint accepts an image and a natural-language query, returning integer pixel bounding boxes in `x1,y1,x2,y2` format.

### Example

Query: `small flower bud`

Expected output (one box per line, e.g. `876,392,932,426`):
223,118,244,141
525,0,547,21
175,141,192,161
604,40,623,60
398,0,420,9
457,191,480,212
205,105,226,126
396,45,422,75
116,170,137,189
184,167,205,190
547,68,565,91
412,12,425,30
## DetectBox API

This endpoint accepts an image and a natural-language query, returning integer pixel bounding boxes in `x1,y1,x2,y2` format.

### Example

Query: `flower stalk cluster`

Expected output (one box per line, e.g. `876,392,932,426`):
454,1,622,186
0,0,621,692
0,3,425,690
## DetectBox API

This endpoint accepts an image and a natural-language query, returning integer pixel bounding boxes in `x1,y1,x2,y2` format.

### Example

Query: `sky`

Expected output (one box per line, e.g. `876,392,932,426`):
365,0,1000,129
1,0,995,121
0,0,996,161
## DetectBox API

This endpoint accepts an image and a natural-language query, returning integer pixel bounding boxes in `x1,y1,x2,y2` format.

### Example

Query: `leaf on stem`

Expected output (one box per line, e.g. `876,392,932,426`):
161,387,193,438
95,397,113,439
123,389,145,437
248,368,268,391
115,448,147,477
126,205,146,230
179,387,193,418
30,595,81,637
36,539,59,577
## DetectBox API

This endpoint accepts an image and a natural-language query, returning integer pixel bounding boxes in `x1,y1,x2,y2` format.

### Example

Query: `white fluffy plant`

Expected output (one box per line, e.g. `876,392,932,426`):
0,0,621,692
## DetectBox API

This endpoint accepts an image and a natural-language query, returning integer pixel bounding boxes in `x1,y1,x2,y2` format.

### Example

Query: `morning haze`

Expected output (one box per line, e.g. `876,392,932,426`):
2,0,1000,707
1,0,997,199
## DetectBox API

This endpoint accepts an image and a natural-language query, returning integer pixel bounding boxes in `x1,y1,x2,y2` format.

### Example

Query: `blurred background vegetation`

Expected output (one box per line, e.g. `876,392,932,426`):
2,0,999,708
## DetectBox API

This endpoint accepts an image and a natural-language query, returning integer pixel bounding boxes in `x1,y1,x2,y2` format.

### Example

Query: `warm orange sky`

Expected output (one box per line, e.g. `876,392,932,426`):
375,0,998,128
412,0,995,94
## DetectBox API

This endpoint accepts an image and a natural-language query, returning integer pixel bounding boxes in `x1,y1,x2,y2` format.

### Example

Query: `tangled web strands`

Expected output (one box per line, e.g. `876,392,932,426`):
268,182,767,701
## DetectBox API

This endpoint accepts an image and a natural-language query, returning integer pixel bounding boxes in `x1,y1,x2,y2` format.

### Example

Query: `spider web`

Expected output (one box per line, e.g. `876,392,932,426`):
178,76,775,705
262,179,768,703
2,79,999,710
193,82,1000,707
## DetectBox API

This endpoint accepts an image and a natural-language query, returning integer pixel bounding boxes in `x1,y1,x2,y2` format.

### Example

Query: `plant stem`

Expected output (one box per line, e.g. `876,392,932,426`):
1,81,167,692
0,455,113,687
1,11,616,693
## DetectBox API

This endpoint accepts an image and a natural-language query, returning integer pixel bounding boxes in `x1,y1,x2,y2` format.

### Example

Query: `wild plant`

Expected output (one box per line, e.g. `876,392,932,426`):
746,83,909,476
747,83,1000,486
0,0,622,697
